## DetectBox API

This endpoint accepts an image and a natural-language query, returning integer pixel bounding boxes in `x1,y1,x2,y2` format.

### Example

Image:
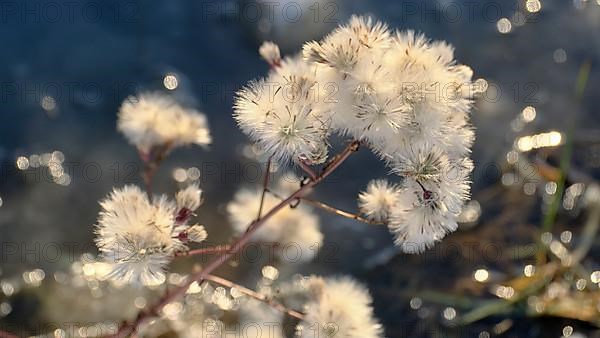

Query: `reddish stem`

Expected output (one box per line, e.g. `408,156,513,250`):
141,142,172,198
298,159,317,180
110,140,360,338
300,197,385,225
174,245,232,257
256,157,273,219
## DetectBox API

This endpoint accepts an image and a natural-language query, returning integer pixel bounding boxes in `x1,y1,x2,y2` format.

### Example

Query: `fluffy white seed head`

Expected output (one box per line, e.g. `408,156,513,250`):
234,57,330,164
239,16,476,166
391,143,450,183
358,180,401,222
94,185,208,285
238,299,285,338
303,15,390,74
176,184,203,212
297,276,383,338
388,175,468,254
94,186,185,285
118,93,212,153
237,15,478,253
226,175,323,262
186,224,208,243
258,41,281,66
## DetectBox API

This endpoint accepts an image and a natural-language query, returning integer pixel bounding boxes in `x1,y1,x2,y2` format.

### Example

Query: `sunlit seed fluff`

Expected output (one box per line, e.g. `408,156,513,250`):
345,15,391,50
233,79,274,137
117,93,212,153
237,16,477,253
226,176,323,262
270,55,321,103
267,56,330,164
390,143,450,183
234,57,330,164
238,299,285,338
358,180,401,222
303,15,391,74
186,224,208,243
298,276,383,338
176,184,203,212
94,185,188,285
260,99,329,164
310,20,474,155
353,91,411,136
439,158,473,215
440,113,475,159
386,157,471,255
388,178,463,254
258,41,281,66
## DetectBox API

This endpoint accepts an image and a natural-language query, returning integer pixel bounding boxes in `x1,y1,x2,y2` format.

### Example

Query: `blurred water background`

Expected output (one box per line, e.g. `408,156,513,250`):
1,0,600,336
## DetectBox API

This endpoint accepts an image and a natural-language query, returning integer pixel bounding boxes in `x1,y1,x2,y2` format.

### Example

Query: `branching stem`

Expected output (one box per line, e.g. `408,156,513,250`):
204,274,304,320
300,197,385,225
257,157,273,219
110,140,360,338
175,245,231,257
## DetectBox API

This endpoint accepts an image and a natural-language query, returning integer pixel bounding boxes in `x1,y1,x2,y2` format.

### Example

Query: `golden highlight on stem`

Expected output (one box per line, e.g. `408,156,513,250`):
257,156,273,219
175,245,232,257
110,140,360,338
300,198,385,225
204,274,305,320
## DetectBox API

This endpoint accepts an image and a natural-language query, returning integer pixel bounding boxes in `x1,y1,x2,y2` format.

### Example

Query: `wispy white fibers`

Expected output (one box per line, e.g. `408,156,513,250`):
297,276,383,338
239,16,478,253
237,16,477,254
118,93,211,153
259,41,282,66
303,16,478,253
234,57,330,165
358,179,402,223
95,185,207,285
227,175,323,263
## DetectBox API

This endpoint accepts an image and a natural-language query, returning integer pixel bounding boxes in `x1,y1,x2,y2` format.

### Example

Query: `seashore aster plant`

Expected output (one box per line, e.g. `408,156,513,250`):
94,184,206,286
81,15,479,338
118,92,212,155
234,15,480,253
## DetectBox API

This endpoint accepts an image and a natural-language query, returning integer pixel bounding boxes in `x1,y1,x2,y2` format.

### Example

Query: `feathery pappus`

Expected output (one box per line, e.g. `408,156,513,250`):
226,175,323,263
358,179,402,223
297,276,384,338
237,15,479,253
95,15,479,330
118,93,212,154
94,184,207,285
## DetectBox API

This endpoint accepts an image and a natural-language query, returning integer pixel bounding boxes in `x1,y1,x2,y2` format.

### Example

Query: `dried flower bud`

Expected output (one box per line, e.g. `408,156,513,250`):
258,41,281,66
186,224,208,243
176,184,203,212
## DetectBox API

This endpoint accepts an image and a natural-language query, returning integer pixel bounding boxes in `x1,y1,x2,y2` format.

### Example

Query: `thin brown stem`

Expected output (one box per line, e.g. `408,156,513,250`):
300,197,385,225
321,140,360,175
175,245,231,257
204,274,304,320
257,157,273,219
111,140,360,338
142,164,158,198
140,142,173,198
298,159,317,180
176,243,280,258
